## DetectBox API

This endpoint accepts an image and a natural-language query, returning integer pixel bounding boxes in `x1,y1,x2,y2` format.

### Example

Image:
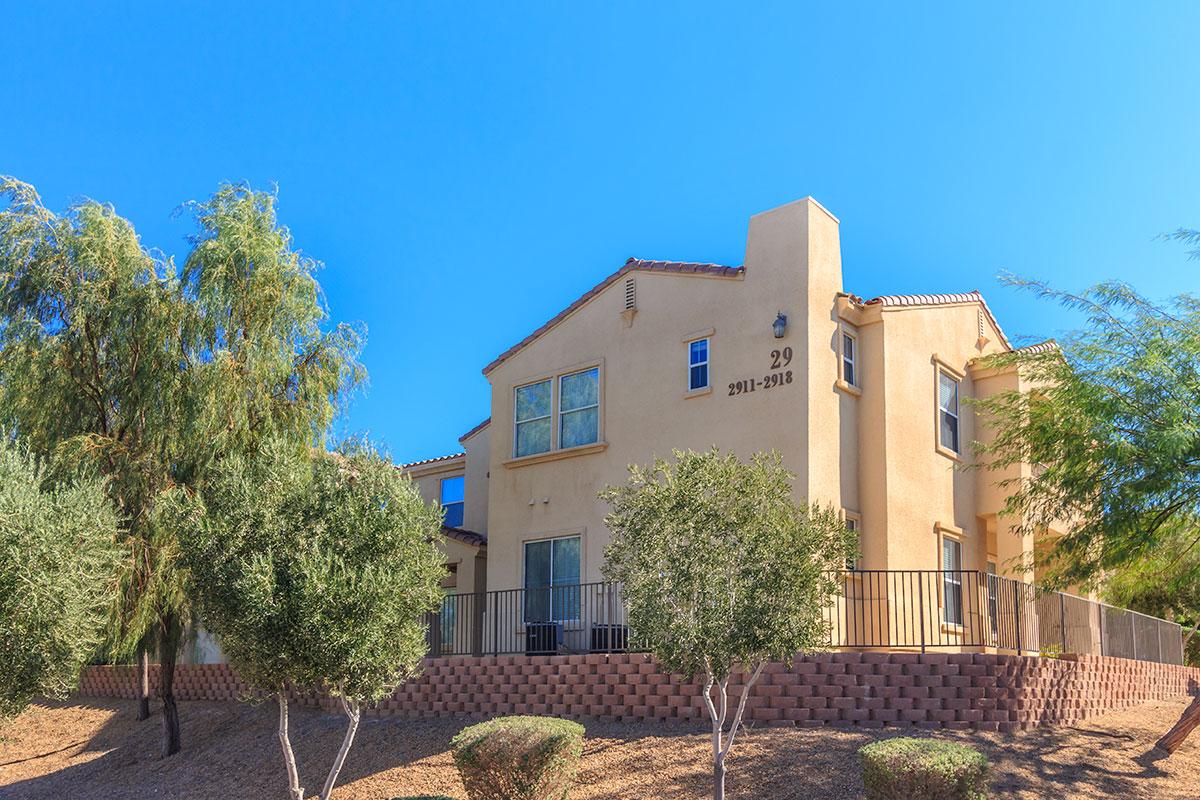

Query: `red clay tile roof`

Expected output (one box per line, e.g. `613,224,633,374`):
851,290,1013,350
442,524,487,548
1013,338,1059,354
399,452,465,470
458,418,491,443
481,257,745,376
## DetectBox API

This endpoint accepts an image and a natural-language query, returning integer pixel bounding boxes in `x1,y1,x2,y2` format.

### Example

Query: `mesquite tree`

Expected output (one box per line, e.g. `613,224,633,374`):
973,254,1200,753
0,438,121,718
0,177,363,756
600,449,856,800
178,439,445,800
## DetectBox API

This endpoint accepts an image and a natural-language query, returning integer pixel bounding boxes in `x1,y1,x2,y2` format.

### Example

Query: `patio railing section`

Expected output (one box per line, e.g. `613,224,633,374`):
423,571,1185,665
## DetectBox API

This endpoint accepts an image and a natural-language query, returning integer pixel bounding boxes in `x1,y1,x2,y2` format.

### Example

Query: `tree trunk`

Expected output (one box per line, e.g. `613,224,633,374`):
1156,694,1200,755
321,697,361,800
276,691,304,800
713,753,726,800
158,613,182,757
137,648,151,721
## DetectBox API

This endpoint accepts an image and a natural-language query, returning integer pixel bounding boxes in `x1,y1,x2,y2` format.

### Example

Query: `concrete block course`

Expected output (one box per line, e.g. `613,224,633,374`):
76,651,1200,732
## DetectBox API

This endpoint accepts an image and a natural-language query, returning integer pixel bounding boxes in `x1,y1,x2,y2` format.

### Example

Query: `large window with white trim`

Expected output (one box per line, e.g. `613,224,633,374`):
938,371,961,454
524,536,581,623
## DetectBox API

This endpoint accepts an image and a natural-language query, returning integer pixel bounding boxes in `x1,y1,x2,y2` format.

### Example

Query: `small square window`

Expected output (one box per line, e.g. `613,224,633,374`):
688,338,709,391
938,372,960,454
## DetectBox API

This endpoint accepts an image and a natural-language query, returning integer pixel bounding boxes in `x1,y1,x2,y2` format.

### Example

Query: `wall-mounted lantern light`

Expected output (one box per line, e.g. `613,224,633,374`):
773,311,788,339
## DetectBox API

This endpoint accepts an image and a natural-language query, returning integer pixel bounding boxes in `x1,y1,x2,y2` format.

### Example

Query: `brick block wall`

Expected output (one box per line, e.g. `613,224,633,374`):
77,652,1200,733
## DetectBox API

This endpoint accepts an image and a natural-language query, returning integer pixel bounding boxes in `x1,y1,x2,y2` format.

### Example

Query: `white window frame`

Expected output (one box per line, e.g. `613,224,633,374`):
513,378,553,458
522,534,583,625
937,369,961,455
841,330,858,387
688,337,710,392
844,512,862,571
941,534,964,626
558,367,600,449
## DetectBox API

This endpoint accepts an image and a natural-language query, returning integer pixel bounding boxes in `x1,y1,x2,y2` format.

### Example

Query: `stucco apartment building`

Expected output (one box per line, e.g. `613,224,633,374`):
407,196,1061,650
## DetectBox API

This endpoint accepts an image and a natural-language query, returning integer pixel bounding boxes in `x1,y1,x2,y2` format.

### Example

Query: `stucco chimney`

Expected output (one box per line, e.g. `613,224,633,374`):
743,197,845,506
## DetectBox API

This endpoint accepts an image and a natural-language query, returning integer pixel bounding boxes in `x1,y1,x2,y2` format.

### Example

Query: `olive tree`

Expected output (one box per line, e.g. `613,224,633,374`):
178,439,445,800
0,438,121,718
600,449,856,800
0,177,363,755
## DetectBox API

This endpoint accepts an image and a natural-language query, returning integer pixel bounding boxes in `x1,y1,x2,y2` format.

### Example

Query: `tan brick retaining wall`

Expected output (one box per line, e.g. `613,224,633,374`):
77,652,1200,733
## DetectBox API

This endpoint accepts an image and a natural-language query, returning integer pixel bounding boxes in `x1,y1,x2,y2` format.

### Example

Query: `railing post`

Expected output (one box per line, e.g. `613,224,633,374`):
917,575,927,654
1013,581,1023,653
492,592,499,657
1059,591,1067,653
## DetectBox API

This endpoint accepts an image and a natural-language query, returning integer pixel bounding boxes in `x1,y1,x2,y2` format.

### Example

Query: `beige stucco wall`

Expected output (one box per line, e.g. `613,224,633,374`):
473,197,1040,599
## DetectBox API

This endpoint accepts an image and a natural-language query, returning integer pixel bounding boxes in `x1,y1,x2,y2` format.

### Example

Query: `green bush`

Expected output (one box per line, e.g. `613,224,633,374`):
859,737,989,800
451,716,585,800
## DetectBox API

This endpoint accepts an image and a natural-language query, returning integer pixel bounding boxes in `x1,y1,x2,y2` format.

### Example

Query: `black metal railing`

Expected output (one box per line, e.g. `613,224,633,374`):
423,571,1186,665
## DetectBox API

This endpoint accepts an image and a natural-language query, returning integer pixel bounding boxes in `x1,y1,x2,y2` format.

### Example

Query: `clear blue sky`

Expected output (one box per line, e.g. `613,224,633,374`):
4,3,1198,461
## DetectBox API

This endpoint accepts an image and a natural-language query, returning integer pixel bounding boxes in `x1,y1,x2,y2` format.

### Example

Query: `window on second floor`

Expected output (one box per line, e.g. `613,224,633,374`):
559,368,600,449
440,475,464,528
513,366,601,458
688,337,709,391
515,379,553,457
938,371,961,454
841,331,858,387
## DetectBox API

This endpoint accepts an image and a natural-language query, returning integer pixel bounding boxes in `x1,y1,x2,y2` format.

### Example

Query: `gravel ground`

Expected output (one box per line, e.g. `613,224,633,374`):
1,696,1198,799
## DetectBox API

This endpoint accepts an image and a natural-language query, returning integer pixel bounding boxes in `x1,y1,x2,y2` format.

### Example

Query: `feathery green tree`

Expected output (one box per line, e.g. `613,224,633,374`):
0,177,364,756
178,439,445,800
0,437,121,718
600,449,856,800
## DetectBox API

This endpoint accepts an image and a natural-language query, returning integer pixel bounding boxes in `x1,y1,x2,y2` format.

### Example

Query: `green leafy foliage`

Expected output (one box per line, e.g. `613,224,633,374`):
600,449,856,680
178,438,445,701
451,716,586,800
600,449,856,800
1103,519,1200,665
0,176,364,753
859,738,989,800
0,438,121,718
972,268,1200,589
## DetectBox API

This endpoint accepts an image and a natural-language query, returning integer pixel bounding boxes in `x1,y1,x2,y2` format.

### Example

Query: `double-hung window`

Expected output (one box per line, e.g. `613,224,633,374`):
938,372,961,454
514,379,552,457
942,537,963,626
559,368,599,449
688,338,710,391
514,367,600,457
524,536,581,623
841,332,857,387
845,516,861,571
439,476,464,528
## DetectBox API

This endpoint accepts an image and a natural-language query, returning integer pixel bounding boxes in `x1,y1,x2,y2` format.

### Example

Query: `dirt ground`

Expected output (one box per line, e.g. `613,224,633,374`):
2,697,1198,799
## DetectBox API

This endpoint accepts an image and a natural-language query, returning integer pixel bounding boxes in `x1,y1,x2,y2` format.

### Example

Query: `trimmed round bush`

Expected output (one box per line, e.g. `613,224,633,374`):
859,737,989,800
451,716,585,800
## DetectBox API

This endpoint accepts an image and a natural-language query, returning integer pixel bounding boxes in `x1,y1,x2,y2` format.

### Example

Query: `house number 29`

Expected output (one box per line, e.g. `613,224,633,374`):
728,348,794,396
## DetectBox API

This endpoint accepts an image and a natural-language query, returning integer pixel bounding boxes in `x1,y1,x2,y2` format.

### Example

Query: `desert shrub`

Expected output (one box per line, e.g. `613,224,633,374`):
859,737,989,800
451,716,585,800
